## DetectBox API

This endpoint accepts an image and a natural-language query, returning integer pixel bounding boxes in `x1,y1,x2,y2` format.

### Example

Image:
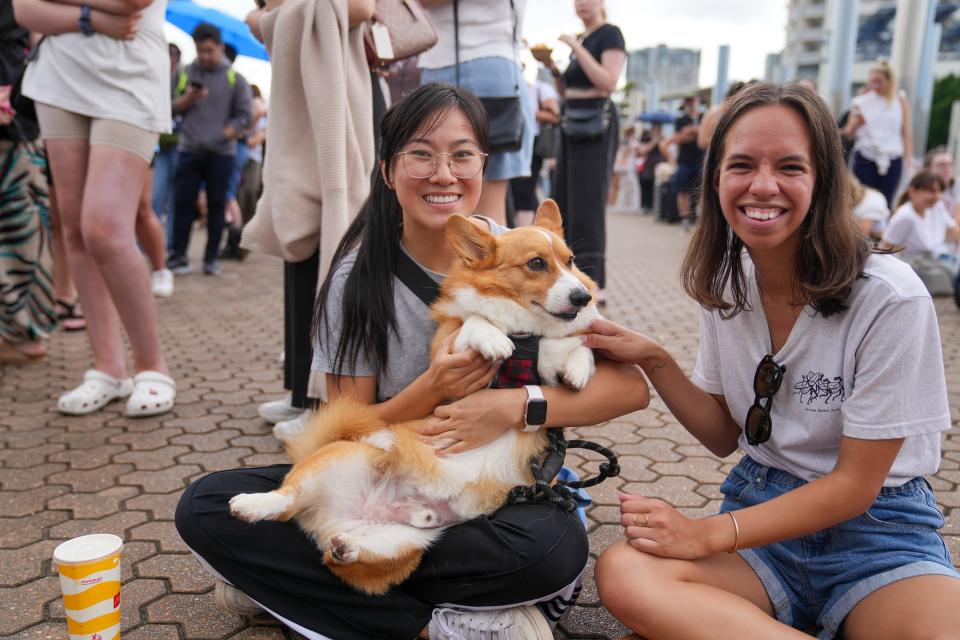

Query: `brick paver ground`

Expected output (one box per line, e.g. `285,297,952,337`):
2,212,958,639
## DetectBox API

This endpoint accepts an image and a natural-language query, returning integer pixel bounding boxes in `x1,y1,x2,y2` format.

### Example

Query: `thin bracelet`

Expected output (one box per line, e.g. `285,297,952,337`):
726,511,740,553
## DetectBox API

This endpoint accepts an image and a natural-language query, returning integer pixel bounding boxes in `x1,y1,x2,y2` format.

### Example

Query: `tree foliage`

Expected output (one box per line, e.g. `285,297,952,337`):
928,73,960,150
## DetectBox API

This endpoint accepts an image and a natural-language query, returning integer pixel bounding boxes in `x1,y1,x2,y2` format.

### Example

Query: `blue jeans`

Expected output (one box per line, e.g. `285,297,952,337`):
170,151,234,265
721,456,958,638
226,140,248,202
852,151,902,208
152,146,179,251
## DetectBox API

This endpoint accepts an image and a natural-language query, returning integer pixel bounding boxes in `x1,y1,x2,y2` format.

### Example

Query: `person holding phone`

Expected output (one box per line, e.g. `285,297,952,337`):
166,22,252,277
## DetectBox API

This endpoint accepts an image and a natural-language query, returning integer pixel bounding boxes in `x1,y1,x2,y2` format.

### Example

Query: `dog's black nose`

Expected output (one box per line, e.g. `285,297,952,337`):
569,289,592,308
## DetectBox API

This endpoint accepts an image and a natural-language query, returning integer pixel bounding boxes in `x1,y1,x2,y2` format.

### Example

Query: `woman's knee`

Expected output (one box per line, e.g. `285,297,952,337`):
80,214,133,261
596,541,667,619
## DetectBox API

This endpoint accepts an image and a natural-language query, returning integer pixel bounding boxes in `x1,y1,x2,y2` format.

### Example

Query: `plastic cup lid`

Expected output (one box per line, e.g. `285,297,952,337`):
53,534,124,566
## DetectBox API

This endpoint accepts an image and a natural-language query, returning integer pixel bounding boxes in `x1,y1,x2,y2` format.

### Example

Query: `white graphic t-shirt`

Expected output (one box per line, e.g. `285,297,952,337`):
692,253,950,486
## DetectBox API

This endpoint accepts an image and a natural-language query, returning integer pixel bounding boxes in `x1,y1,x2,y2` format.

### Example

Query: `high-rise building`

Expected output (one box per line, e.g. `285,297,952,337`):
772,0,960,86
626,44,701,101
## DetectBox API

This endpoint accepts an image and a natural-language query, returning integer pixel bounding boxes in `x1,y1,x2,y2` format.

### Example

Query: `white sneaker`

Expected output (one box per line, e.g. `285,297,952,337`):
151,268,174,298
257,393,303,424
428,605,552,640
272,410,310,443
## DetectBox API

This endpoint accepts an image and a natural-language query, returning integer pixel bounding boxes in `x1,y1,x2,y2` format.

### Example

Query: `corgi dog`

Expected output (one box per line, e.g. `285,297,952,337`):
228,200,600,595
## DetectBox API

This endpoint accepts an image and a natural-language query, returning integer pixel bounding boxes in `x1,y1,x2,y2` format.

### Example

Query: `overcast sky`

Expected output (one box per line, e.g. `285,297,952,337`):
166,0,789,98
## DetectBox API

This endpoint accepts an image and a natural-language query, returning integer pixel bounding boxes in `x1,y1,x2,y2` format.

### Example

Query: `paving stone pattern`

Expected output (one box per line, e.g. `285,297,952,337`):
1,212,958,639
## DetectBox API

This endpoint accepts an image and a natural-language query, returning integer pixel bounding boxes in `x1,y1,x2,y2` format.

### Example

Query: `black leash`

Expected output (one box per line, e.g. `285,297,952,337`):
508,429,621,513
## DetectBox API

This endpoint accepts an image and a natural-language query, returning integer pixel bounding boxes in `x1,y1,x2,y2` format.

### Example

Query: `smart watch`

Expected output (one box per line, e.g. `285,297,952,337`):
521,385,547,432
79,4,95,37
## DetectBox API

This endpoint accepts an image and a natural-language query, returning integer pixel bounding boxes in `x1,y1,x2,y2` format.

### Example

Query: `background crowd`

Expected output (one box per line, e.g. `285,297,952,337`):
2,0,960,639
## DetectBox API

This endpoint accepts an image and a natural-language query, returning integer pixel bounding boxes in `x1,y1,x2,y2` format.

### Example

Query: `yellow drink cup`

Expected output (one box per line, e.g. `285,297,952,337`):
53,534,123,640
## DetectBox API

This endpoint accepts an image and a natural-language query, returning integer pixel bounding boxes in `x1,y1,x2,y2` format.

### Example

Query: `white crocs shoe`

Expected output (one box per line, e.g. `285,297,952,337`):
58,370,134,415
428,605,552,640
257,393,302,424
272,410,310,443
125,370,176,417
151,268,174,298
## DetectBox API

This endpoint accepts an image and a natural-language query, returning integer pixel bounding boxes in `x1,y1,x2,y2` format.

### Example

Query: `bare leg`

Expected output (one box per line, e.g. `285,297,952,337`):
596,541,810,639
46,139,125,378
81,145,168,375
677,190,690,220
135,171,167,272
48,189,77,303
477,179,508,227
608,172,621,206
842,575,960,639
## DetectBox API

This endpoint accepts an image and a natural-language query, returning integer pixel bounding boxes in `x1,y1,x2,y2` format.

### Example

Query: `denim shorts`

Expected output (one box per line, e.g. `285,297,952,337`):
720,456,958,639
420,57,534,181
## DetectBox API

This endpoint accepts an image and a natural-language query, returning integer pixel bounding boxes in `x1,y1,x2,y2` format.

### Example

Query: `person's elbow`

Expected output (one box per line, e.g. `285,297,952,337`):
595,74,618,95
348,0,375,27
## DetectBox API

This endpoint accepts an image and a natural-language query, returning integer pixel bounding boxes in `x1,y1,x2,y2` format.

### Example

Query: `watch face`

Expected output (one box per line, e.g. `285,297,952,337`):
526,398,548,426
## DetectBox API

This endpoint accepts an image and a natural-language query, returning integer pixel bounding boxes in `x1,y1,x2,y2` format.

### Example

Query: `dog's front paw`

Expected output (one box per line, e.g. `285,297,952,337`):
455,316,514,361
229,492,292,523
560,345,596,390
328,533,359,564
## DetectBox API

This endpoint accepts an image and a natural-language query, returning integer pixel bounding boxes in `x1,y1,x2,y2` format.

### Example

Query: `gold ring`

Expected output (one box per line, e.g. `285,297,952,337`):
633,512,648,527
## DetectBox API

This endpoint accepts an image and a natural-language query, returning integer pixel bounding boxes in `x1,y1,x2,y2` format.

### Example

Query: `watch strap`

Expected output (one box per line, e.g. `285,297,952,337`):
79,5,95,36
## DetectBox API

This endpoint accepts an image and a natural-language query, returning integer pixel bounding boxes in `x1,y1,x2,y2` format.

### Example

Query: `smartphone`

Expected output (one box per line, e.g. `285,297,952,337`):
189,80,204,90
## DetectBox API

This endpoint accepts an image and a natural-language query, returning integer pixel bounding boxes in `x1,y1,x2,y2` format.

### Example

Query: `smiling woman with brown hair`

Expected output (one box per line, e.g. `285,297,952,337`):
585,82,960,639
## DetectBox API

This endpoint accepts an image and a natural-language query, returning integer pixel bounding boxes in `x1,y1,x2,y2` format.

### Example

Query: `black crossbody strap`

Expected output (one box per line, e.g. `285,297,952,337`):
394,250,441,307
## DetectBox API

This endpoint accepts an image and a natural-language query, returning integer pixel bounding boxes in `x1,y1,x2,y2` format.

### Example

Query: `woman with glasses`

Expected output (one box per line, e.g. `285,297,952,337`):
176,83,649,640
584,82,960,639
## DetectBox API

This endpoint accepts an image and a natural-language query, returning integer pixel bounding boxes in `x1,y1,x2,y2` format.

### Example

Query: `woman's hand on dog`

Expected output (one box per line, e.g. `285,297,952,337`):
427,332,501,402
583,319,666,374
419,387,526,456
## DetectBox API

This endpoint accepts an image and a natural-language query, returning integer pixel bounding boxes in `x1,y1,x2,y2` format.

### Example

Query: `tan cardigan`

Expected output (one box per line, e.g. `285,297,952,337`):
241,0,375,282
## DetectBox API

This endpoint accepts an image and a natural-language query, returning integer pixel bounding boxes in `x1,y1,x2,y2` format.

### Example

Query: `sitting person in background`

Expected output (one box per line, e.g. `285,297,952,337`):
849,172,888,243
923,146,960,218
881,171,959,295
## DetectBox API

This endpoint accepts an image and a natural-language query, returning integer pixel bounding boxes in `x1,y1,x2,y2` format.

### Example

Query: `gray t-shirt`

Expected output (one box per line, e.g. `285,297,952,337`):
692,253,950,486
312,218,505,401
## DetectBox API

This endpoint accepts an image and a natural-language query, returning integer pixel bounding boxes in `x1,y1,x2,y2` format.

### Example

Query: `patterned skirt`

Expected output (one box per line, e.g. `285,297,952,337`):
0,139,56,344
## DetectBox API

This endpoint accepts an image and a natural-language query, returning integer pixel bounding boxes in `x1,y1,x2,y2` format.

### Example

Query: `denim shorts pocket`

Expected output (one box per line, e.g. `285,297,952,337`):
862,488,945,531
719,467,753,501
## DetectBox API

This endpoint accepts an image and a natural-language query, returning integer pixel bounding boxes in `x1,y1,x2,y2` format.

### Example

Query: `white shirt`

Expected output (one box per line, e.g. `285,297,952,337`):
23,0,170,133
884,201,958,259
692,253,949,486
418,0,526,69
852,90,904,164
852,187,889,236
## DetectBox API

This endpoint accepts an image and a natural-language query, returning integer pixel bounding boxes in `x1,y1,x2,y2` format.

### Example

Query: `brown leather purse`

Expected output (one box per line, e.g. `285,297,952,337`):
364,0,438,67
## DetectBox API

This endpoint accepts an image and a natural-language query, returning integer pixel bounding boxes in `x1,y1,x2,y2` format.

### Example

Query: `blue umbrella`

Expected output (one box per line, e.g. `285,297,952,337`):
636,110,676,124
166,0,269,61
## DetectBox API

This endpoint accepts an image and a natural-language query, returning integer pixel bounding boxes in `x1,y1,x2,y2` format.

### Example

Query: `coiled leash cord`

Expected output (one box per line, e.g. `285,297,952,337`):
507,429,621,512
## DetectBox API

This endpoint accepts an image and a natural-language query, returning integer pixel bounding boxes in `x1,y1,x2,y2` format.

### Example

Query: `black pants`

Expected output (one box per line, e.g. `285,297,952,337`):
284,250,319,409
554,99,618,289
171,151,234,264
175,465,587,640
510,154,545,213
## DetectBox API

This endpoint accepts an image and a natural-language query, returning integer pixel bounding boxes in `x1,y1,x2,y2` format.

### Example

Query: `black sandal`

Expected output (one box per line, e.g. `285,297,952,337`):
56,299,86,332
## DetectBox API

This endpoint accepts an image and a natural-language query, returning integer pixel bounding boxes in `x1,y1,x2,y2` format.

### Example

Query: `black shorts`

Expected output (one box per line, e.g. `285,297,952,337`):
175,465,588,640
673,162,701,193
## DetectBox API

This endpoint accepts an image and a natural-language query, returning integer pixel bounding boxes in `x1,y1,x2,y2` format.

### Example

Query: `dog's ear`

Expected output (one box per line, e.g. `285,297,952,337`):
446,215,497,266
533,199,564,236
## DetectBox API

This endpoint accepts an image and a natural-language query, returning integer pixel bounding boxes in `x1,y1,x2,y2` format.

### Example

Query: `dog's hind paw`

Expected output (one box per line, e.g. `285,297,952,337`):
229,492,292,523
328,533,359,564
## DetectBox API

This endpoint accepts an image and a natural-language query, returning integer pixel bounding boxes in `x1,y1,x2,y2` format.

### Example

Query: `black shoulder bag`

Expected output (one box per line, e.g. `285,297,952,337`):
452,0,523,154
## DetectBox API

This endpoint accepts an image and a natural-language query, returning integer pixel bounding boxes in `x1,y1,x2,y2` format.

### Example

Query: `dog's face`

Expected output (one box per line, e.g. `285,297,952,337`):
443,200,598,335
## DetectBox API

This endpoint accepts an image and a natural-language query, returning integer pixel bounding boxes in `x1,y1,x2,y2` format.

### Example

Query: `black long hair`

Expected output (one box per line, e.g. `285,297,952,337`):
313,83,489,382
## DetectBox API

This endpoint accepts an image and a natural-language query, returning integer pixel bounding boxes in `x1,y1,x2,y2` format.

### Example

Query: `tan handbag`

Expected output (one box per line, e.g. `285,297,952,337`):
364,0,437,67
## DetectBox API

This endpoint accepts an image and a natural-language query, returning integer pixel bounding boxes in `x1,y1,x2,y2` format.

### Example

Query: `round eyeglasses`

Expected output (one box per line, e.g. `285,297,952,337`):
395,149,487,180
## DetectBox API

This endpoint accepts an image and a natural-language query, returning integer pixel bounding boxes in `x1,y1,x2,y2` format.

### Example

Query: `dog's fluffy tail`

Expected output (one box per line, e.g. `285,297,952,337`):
285,398,387,463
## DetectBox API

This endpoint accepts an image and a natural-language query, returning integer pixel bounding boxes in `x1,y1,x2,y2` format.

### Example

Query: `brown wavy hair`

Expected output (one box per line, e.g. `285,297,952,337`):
681,82,871,319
